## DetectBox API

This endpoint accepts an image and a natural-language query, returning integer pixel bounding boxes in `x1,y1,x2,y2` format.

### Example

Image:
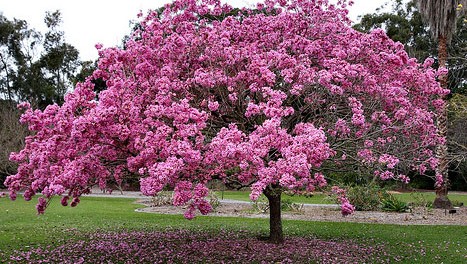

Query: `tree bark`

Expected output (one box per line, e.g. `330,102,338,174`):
434,35,452,209
263,186,284,244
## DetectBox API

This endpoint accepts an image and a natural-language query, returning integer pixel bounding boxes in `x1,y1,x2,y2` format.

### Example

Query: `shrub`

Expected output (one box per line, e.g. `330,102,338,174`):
344,184,387,211
381,194,409,212
252,195,269,213
151,191,220,210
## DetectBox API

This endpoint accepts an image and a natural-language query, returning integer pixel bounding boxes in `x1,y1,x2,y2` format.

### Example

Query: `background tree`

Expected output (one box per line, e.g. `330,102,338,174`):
0,14,41,102
0,100,28,188
447,94,467,189
355,0,467,196
415,0,466,208
4,0,446,243
39,11,80,105
73,60,107,98
0,11,80,109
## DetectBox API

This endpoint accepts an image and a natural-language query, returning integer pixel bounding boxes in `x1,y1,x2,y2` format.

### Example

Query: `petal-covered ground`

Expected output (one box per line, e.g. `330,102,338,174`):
5,230,391,263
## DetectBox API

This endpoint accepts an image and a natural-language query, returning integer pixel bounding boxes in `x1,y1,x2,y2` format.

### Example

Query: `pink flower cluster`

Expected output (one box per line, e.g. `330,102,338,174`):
4,0,445,218
332,186,355,216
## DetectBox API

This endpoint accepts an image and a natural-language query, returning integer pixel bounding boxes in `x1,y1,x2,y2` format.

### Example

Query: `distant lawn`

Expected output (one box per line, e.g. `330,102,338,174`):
0,196,466,263
215,190,334,204
215,190,467,205
393,192,467,205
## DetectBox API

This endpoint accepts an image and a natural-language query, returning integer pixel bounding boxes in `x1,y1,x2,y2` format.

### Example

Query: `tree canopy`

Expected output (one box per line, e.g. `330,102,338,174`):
4,0,447,243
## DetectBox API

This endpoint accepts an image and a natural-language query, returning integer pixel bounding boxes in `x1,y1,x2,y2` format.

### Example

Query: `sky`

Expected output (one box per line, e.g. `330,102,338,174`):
0,0,391,62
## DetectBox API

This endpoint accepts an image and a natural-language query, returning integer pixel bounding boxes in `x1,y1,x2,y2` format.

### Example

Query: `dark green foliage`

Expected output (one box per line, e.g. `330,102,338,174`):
447,94,467,191
327,171,371,186
345,184,387,211
0,11,81,109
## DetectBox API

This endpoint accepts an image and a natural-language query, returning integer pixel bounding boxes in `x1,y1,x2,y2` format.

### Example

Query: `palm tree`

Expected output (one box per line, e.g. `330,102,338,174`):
415,0,466,208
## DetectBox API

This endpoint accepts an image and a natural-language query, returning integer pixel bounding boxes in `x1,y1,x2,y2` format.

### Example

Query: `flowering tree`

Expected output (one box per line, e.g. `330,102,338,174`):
4,0,447,243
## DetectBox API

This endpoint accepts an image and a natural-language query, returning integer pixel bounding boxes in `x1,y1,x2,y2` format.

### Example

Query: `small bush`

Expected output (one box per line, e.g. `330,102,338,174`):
381,194,409,212
345,184,387,211
151,191,221,210
281,198,304,212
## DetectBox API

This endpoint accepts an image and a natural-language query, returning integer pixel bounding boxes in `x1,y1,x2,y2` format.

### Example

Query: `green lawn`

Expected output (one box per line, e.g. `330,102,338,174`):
215,190,467,205
215,190,334,204
393,192,467,205
0,196,466,263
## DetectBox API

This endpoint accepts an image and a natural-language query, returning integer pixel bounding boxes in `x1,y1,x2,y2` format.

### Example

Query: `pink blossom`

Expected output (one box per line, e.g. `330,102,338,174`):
173,181,193,206
341,201,355,216
379,171,395,180
208,101,219,111
70,197,80,207
61,196,69,206
5,0,444,221
378,154,399,169
36,197,47,215
398,174,410,184
435,173,444,188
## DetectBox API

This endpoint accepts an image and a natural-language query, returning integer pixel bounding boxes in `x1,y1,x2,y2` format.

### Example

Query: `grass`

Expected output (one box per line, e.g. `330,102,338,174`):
215,190,334,204
0,196,466,263
215,190,467,205
393,192,467,205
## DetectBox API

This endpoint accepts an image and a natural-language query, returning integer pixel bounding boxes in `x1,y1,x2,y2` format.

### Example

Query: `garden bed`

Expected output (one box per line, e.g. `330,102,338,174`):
136,199,467,226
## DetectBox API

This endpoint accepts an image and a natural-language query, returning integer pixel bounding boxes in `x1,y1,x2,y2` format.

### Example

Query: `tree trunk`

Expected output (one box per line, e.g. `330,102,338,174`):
263,186,284,244
434,35,452,209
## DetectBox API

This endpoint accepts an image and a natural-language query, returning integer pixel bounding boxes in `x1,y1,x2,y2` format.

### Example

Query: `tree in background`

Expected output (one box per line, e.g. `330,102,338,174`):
4,0,446,243
0,100,28,188
447,94,467,189
415,0,466,208
40,11,80,105
73,60,107,98
355,0,467,197
0,15,41,102
0,11,80,109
